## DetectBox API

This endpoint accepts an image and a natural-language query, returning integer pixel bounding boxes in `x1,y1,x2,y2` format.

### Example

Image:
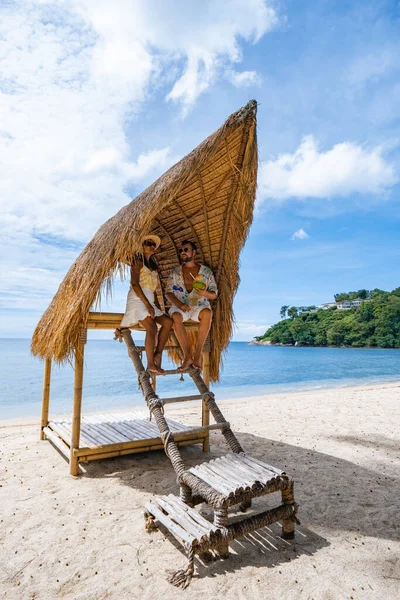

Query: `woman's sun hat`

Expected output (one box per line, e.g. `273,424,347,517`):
141,234,161,249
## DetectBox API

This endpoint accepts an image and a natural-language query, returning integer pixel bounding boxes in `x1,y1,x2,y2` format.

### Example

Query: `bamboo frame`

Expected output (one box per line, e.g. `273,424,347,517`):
40,358,51,440
70,333,85,476
41,312,212,473
202,351,210,452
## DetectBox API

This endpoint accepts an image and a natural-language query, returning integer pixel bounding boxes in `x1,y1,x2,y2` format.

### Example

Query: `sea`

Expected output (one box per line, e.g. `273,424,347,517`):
1,340,399,420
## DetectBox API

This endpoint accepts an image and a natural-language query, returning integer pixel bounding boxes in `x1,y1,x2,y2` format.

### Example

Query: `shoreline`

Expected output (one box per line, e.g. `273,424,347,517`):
1,379,399,428
250,339,400,349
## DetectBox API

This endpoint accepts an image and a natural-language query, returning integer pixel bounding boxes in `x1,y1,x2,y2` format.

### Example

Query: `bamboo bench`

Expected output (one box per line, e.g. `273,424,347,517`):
145,454,297,588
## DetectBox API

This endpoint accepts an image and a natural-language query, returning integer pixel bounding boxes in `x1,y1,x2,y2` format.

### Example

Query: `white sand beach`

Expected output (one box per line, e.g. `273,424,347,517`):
1,381,399,600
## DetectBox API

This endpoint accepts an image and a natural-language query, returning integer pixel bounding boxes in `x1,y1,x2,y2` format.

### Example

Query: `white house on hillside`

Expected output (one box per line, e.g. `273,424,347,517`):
336,299,364,309
319,302,337,309
318,299,366,310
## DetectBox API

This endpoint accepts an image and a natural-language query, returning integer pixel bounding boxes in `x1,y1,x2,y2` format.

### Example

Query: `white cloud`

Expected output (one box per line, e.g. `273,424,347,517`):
258,135,398,203
346,48,400,87
0,1,277,336
291,228,309,240
0,0,276,243
226,69,262,88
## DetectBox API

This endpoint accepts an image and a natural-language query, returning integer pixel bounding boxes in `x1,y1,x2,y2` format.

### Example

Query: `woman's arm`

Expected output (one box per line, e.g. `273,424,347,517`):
130,259,155,318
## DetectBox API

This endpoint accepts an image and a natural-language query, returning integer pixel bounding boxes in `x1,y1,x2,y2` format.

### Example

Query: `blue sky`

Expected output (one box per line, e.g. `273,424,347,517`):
1,0,399,340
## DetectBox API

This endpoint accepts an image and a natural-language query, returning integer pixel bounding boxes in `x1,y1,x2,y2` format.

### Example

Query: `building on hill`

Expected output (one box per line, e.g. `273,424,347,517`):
319,302,337,310
318,298,366,310
336,299,364,309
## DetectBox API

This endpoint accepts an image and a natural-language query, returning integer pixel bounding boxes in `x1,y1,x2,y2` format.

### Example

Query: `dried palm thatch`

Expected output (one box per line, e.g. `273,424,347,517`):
31,100,258,381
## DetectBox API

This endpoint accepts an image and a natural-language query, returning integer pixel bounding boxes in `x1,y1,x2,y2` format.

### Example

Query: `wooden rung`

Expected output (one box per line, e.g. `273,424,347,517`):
162,394,202,405
204,422,229,431
180,422,229,435
135,345,179,351
154,368,190,376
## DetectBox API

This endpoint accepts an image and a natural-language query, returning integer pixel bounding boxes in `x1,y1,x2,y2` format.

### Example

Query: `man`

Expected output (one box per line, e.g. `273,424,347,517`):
166,240,218,370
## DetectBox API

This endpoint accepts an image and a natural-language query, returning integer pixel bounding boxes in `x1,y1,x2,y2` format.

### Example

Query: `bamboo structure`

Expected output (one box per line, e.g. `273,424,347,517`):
31,101,300,585
40,358,51,440
70,330,86,476
40,314,210,474
31,100,259,382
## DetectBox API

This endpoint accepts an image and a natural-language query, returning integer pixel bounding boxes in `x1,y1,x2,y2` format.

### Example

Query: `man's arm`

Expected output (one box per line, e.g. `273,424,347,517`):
166,292,191,312
195,288,217,300
196,267,218,300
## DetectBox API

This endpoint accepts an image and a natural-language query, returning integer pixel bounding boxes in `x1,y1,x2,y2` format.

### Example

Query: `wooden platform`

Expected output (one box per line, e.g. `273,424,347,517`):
44,412,207,464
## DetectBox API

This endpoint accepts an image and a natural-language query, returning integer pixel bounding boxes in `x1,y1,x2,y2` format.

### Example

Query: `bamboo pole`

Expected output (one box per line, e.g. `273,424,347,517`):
40,358,52,440
202,350,210,452
70,331,86,476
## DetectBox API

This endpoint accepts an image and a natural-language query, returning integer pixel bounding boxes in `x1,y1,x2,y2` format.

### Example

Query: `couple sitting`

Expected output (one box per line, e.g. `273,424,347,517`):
120,236,218,374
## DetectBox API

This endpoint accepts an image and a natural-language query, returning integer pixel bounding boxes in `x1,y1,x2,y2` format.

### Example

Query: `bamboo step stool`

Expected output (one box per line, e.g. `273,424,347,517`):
120,327,299,589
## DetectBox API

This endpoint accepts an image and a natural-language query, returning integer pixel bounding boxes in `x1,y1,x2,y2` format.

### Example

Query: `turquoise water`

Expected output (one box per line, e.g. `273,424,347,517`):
1,340,399,419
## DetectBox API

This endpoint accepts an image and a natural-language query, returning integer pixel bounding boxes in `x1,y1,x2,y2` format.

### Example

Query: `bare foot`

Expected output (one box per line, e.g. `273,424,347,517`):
192,356,202,370
178,357,193,372
147,364,165,375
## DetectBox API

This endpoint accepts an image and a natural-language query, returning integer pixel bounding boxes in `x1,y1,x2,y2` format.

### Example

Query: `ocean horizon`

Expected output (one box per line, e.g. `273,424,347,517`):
1,339,399,420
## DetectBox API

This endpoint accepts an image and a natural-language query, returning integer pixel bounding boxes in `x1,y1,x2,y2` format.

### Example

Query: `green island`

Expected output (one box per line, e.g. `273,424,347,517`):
255,288,400,348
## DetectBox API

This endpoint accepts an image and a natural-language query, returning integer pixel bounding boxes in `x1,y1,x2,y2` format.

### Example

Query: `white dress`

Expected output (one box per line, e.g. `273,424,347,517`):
120,265,164,327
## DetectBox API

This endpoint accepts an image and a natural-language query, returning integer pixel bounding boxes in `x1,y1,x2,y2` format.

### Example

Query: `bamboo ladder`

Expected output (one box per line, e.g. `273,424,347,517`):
118,327,299,589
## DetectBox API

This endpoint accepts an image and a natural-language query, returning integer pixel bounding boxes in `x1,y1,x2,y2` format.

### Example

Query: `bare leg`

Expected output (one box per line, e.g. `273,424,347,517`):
193,309,212,369
139,317,164,374
172,312,192,371
154,314,173,370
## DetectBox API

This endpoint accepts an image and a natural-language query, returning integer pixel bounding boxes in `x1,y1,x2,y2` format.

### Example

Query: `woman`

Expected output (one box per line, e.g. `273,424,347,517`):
120,235,172,374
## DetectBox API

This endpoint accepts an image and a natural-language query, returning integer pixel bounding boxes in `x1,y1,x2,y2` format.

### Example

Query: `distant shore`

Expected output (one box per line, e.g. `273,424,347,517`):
249,339,400,348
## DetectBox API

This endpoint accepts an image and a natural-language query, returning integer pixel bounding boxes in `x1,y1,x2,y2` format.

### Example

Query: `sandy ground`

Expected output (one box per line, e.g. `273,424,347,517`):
1,382,399,600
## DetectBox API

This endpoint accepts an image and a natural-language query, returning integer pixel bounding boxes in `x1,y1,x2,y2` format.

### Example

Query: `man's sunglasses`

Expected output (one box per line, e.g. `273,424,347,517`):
179,247,191,253
143,240,156,247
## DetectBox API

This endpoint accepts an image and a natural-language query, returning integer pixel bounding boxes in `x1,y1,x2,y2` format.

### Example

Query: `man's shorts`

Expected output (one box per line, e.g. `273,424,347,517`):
169,305,210,322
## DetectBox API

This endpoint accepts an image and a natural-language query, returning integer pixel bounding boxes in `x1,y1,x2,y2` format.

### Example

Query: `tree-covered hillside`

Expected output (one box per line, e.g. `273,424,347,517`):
257,288,400,348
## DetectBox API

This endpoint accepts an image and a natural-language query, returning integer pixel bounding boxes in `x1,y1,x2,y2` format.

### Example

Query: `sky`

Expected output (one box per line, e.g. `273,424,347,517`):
1,0,400,341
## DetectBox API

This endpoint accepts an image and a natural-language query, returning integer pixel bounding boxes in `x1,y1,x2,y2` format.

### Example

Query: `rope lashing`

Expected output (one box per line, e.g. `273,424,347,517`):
138,369,152,394
201,391,215,405
160,430,173,457
138,370,149,384
147,396,164,416
166,546,195,589
290,502,301,525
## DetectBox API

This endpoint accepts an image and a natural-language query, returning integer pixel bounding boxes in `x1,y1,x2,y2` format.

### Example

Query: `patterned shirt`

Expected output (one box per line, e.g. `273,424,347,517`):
166,265,218,309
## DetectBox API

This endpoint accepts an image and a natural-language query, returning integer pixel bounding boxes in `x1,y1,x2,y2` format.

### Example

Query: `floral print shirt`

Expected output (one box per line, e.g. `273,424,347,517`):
166,265,218,309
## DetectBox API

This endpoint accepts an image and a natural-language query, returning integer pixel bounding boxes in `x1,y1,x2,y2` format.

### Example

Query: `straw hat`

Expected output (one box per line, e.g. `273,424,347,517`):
141,234,161,249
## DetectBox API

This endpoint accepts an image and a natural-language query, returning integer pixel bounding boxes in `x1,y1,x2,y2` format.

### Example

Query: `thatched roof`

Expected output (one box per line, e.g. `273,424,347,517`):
31,100,258,381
